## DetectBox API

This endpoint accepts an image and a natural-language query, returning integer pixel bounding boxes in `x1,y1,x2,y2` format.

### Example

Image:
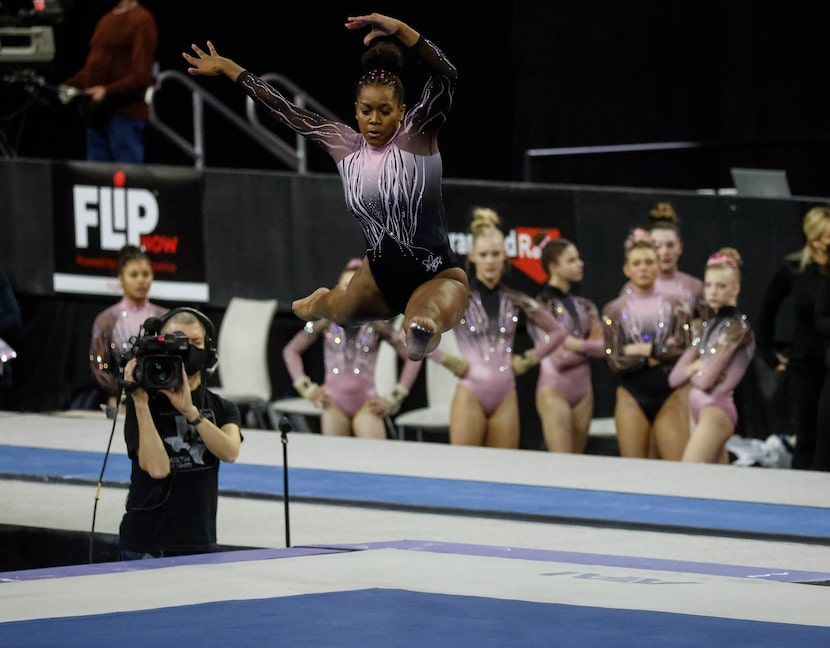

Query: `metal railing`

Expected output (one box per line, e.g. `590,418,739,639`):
522,140,715,183
147,69,342,172
522,136,830,190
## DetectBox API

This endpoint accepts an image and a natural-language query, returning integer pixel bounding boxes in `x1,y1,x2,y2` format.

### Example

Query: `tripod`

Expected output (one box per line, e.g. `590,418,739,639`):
1,68,75,159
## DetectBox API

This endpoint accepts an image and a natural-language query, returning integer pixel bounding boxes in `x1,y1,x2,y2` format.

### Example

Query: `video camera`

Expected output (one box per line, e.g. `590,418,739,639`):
0,1,66,68
122,325,190,391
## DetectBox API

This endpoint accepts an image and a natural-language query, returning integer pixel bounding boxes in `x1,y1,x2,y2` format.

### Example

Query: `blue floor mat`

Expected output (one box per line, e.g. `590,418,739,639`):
2,444,829,542
2,588,829,648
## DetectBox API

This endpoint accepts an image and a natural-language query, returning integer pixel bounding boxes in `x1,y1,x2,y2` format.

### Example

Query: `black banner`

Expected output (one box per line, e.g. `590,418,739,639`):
51,161,208,302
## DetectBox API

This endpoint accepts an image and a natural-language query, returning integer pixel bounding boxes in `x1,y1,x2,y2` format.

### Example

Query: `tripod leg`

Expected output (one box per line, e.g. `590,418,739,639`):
0,128,16,158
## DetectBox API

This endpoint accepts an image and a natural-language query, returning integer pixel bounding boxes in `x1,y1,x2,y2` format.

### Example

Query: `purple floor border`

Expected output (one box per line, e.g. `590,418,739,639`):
3,539,828,586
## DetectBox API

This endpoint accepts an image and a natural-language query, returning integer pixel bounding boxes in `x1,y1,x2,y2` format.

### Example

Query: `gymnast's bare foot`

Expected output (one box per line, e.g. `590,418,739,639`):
406,318,440,361
292,287,329,321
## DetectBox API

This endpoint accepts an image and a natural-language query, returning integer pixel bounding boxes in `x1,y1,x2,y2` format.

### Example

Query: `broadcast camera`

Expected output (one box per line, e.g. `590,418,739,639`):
122,328,190,392
0,1,66,67
0,2,69,157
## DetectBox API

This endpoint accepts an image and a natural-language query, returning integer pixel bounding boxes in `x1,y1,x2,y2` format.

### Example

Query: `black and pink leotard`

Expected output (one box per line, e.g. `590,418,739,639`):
430,280,566,416
530,285,605,407
237,37,461,313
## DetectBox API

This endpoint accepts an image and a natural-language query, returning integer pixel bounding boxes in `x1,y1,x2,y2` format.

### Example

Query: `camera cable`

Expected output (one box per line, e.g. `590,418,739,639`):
88,386,124,564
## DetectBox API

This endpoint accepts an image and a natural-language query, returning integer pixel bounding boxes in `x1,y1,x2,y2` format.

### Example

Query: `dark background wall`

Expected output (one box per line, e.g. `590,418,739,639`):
4,1,830,193
0,159,809,448
513,1,830,192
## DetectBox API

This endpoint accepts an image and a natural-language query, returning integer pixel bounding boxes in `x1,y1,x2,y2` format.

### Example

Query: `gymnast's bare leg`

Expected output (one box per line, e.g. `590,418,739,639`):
403,267,469,360
292,258,392,323
293,262,468,360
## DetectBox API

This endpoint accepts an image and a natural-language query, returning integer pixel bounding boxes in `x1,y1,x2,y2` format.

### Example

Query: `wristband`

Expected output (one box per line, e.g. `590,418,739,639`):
511,351,539,376
293,375,320,399
187,414,204,426
382,383,410,415
440,353,468,377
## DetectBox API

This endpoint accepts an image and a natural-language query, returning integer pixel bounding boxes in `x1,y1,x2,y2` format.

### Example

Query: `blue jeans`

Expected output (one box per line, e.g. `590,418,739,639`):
86,114,146,164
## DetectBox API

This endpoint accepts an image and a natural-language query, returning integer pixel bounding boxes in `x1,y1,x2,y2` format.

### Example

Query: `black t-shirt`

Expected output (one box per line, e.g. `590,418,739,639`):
118,384,242,555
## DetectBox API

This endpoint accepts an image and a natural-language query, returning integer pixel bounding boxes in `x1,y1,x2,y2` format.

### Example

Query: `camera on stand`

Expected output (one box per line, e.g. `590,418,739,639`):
122,330,191,391
1,1,68,156
0,1,66,66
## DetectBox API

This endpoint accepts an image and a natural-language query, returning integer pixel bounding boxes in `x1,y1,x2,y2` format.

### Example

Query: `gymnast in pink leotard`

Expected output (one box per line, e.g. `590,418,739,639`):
283,259,422,438
528,233,605,454
669,248,756,463
619,203,705,317
89,244,168,417
601,230,693,460
427,209,566,449
617,204,703,458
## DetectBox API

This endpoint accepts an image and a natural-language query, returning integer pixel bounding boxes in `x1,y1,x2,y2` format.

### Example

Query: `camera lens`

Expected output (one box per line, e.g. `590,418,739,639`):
148,359,173,384
136,355,182,390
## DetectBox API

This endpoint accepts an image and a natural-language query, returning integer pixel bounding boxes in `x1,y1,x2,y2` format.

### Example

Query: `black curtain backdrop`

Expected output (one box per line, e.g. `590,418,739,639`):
511,1,830,192
5,1,830,193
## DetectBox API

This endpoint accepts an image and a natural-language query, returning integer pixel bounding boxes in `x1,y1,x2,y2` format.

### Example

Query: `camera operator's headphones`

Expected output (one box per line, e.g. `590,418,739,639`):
159,307,219,375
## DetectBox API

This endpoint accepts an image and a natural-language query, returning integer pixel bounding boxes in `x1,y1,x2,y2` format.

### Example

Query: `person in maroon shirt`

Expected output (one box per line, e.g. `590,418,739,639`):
62,0,157,162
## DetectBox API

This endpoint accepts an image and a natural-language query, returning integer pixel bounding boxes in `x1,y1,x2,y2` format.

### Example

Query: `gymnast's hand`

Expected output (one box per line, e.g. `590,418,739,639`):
183,41,244,81
345,13,403,45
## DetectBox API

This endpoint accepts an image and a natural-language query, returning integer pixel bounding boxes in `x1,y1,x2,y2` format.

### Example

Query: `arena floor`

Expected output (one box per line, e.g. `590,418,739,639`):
1,410,829,647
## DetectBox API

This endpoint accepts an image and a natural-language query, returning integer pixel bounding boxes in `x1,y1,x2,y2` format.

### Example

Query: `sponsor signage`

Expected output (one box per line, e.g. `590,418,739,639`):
448,225,562,285
52,162,209,302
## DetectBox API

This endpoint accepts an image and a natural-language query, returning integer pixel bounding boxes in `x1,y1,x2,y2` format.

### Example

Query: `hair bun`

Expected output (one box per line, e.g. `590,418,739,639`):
624,227,650,250
707,247,741,268
361,40,404,76
470,207,501,233
648,202,678,223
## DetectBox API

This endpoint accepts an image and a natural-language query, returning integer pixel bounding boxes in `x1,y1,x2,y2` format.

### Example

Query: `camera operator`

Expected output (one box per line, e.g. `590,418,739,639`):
117,308,242,561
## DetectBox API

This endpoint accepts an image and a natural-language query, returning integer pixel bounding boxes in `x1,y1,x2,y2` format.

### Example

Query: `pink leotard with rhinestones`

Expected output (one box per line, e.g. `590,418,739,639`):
622,269,704,317
602,287,692,420
602,287,692,371
529,285,605,407
89,297,168,397
668,306,755,426
283,318,420,417
430,281,566,416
